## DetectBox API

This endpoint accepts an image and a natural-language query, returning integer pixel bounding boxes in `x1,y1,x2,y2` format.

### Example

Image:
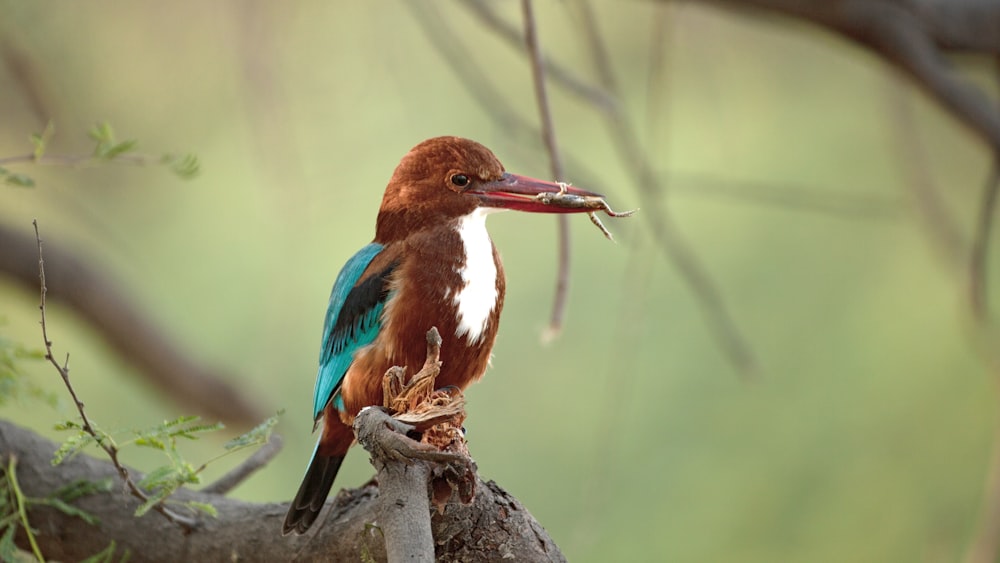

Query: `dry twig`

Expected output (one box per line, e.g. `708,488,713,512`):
574,0,759,377
0,222,264,427
353,327,477,561
520,0,574,341
32,219,199,532
970,161,999,323
962,60,1000,563
457,0,757,376
467,0,617,113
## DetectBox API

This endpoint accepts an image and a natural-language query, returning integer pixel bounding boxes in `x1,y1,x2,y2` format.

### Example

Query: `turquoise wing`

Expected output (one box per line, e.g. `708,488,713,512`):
312,242,396,420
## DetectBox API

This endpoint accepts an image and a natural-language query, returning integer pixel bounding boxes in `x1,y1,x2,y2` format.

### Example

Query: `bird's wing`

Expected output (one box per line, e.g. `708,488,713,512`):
311,242,398,421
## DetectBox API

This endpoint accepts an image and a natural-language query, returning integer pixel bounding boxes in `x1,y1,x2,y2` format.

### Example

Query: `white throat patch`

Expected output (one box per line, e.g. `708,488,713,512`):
453,208,500,344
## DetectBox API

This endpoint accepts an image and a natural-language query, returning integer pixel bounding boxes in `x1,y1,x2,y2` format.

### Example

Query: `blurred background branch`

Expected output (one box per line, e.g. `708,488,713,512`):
700,0,1000,151
0,222,264,428
463,0,759,376
520,0,574,341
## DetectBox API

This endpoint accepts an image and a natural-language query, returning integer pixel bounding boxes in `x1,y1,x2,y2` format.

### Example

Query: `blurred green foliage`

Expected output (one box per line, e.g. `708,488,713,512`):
1,455,112,561
0,326,52,407
0,2,997,561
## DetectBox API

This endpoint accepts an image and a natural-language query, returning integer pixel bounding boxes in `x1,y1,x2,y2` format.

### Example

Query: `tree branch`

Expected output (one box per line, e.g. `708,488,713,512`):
520,0,574,342
696,0,1000,153
0,221,264,428
573,0,760,377
457,0,758,376
885,74,968,269
5,327,563,561
355,327,487,561
464,0,618,113
3,418,563,562
355,408,437,562
970,160,999,322
34,220,199,531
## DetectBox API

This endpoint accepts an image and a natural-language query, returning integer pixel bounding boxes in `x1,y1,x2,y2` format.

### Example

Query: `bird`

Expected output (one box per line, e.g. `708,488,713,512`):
282,136,601,535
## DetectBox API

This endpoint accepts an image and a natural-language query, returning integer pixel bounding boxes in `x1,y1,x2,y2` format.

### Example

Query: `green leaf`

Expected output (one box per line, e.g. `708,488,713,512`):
13,347,44,361
103,139,138,160
177,460,199,483
54,420,84,431
88,121,114,144
4,173,35,187
137,465,176,490
31,121,55,160
89,121,116,158
172,421,224,440
185,500,217,518
0,331,51,406
46,496,100,525
30,136,44,158
51,422,113,464
34,479,110,527
52,477,113,502
134,486,173,517
133,415,223,447
52,432,97,465
133,436,167,450
225,410,282,450
80,541,124,563
162,153,200,179
160,415,200,428
0,520,16,563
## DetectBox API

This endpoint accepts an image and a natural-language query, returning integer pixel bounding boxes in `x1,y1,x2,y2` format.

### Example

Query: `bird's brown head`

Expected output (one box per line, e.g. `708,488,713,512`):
375,136,601,243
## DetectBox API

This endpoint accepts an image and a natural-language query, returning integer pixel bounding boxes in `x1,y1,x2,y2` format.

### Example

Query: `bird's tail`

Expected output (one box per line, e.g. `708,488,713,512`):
282,438,346,535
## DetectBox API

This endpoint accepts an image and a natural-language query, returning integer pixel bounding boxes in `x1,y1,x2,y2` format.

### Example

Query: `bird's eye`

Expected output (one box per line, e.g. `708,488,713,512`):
450,174,470,188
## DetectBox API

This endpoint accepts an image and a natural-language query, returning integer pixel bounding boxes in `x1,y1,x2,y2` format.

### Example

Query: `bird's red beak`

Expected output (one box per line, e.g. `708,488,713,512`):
471,172,603,213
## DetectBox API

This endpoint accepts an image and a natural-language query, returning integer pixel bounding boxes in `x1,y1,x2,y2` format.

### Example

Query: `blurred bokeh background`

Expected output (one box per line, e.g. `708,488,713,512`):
2,2,998,561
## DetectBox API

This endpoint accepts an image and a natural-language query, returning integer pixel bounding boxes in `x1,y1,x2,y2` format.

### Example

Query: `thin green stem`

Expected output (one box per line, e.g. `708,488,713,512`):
7,456,45,562
0,152,156,167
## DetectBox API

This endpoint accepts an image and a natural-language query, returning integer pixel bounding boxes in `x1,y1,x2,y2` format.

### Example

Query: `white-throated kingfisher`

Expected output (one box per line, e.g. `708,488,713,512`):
283,136,601,535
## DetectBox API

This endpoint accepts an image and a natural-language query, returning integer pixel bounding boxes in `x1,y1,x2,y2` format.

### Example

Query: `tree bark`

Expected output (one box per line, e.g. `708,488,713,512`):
1,419,564,562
